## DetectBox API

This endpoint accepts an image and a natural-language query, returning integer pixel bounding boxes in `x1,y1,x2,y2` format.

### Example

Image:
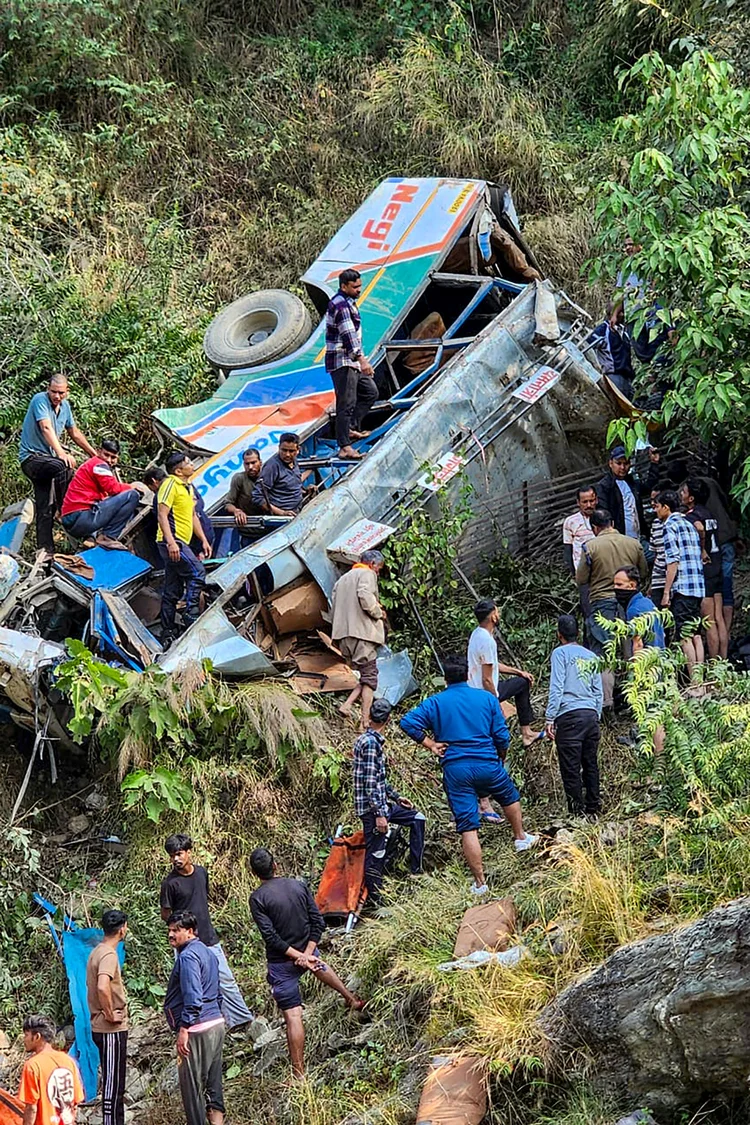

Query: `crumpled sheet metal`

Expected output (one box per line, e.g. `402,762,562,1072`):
0,627,65,713
157,603,276,676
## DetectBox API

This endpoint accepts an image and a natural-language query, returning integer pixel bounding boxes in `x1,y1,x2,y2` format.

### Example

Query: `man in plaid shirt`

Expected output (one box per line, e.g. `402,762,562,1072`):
654,489,705,676
325,268,378,461
353,698,426,902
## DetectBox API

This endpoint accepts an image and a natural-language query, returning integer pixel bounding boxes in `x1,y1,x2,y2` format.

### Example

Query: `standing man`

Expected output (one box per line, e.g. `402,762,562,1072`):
225,448,262,525
86,910,128,1125
252,433,305,517
249,848,364,1079
576,508,647,711
467,599,542,747
562,485,597,576
160,834,254,1032
156,451,211,647
18,1014,84,1125
61,439,144,549
653,489,705,678
680,477,727,659
19,375,97,555
596,445,646,541
353,698,426,903
164,912,225,1125
400,654,537,896
325,268,378,461
331,549,387,731
545,615,603,819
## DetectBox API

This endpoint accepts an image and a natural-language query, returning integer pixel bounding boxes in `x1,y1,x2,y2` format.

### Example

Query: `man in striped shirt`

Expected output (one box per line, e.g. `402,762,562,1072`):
325,269,377,461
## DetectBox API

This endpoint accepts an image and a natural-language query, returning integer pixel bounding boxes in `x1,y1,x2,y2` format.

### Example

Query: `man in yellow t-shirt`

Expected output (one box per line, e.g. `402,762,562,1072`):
18,1013,83,1125
156,452,212,648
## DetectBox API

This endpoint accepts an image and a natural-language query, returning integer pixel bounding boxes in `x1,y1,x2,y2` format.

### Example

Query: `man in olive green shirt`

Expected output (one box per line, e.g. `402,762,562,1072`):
575,508,647,709
86,909,128,1125
225,447,262,525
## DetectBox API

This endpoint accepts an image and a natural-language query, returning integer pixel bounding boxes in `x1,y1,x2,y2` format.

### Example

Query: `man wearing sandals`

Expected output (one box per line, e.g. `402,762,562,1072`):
467,598,543,824
325,268,378,461
331,550,387,731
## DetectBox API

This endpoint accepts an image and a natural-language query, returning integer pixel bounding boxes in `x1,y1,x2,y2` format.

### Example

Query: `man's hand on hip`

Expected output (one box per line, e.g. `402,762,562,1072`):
375,816,388,833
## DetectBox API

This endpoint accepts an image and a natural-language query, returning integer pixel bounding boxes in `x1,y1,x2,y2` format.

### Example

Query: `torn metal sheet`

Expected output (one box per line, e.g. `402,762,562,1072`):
157,603,276,677
0,628,65,714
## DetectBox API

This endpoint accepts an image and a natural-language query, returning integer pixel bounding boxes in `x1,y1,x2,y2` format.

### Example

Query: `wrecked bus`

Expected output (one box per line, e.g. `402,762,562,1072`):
0,176,617,746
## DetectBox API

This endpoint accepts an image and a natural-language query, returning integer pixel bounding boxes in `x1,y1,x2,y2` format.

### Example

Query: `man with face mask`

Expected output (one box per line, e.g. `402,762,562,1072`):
613,566,665,652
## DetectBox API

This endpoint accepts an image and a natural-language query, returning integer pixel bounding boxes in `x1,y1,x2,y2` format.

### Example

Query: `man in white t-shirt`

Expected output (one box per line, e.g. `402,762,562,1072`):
562,486,597,574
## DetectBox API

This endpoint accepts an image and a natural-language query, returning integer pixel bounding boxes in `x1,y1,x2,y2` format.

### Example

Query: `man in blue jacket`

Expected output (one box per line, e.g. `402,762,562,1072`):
400,654,537,896
164,911,225,1125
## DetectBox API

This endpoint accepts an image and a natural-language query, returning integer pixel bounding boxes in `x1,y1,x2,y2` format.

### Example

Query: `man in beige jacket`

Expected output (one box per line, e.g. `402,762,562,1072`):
331,549,386,730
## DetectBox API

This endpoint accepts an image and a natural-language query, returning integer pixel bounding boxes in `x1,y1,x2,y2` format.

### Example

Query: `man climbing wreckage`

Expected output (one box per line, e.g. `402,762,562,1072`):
0,176,618,736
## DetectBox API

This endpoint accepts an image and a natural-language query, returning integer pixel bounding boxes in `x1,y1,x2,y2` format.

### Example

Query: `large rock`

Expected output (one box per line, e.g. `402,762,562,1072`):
540,897,750,1113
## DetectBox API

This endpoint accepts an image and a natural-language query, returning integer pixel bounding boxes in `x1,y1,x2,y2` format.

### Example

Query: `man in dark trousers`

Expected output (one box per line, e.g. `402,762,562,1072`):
325,268,378,460
596,445,646,541
156,451,212,646
19,374,97,555
249,848,364,1078
164,911,225,1125
353,698,426,902
86,909,128,1125
545,615,603,819
160,834,254,1031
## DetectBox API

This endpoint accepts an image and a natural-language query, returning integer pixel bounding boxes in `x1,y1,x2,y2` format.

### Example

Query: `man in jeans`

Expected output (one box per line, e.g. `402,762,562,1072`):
86,909,129,1125
156,451,212,646
61,439,144,549
545,615,603,819
160,834,254,1032
353,698,426,903
164,911,225,1125
19,374,97,554
325,268,378,461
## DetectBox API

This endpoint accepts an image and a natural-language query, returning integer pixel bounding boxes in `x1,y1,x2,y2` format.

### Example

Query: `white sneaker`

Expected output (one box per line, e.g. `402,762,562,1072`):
514,832,538,853
470,882,489,896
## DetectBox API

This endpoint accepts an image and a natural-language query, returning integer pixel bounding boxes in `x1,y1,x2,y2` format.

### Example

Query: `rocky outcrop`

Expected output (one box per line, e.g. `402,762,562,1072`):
540,897,750,1114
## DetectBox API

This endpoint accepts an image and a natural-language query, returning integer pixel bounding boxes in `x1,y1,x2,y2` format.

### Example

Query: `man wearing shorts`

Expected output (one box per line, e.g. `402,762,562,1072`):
400,654,537,897
681,477,727,659
249,848,364,1078
330,549,387,731
654,489,705,679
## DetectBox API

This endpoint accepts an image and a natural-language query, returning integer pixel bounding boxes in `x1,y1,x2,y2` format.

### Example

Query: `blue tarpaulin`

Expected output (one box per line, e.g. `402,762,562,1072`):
62,928,125,1101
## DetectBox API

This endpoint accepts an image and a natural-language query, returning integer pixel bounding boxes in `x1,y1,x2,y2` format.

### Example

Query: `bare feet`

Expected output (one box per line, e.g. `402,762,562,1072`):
349,429,372,439
338,704,354,719
338,446,364,460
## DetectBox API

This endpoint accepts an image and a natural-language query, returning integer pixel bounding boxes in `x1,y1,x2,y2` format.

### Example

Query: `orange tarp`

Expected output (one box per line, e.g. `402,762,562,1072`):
315,830,368,922
0,1088,23,1123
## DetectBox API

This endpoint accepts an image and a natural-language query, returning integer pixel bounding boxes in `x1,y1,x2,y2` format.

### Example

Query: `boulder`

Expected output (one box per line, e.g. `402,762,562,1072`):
539,897,750,1113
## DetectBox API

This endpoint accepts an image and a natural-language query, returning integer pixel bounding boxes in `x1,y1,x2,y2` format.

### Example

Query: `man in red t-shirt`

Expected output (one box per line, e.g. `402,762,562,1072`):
61,438,145,549
18,1013,84,1125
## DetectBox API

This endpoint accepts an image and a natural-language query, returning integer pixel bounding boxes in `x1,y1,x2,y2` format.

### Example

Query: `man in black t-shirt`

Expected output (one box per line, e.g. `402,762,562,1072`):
249,847,364,1078
680,477,728,660
160,833,254,1030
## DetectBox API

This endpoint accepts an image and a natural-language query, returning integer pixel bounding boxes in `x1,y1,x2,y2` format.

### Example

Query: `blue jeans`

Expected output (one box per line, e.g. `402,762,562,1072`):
720,541,735,607
157,541,206,634
362,803,426,900
61,490,140,540
207,942,254,1029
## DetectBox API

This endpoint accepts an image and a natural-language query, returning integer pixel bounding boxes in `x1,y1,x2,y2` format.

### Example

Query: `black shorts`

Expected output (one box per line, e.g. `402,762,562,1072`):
671,592,703,639
704,574,722,598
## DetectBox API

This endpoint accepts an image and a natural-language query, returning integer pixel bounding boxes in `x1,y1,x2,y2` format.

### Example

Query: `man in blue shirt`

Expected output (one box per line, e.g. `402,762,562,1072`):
164,911,225,1125
613,566,665,651
252,433,305,516
19,374,97,554
400,654,537,896
545,615,603,819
